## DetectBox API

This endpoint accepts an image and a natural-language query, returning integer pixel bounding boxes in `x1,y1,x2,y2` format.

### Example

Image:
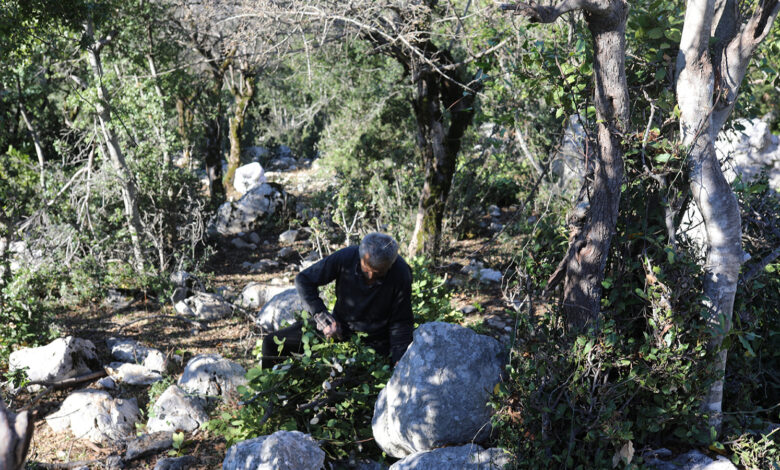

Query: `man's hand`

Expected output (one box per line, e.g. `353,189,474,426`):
313,312,342,340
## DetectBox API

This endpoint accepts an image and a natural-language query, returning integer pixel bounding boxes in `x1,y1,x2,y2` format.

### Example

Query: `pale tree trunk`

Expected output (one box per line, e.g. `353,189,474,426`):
18,104,46,189
146,52,171,167
676,0,779,430
225,69,255,200
503,0,630,331
15,77,46,189
84,20,146,273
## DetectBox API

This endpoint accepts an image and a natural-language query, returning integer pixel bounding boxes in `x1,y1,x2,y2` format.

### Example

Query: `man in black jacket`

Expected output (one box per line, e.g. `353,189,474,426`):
261,232,414,366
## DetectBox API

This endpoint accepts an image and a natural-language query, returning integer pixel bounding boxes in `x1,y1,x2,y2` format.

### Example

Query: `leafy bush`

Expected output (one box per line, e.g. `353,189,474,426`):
206,316,393,463
408,256,458,324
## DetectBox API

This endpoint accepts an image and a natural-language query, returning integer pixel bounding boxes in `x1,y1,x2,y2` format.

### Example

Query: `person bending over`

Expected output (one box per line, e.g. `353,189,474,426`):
261,232,414,367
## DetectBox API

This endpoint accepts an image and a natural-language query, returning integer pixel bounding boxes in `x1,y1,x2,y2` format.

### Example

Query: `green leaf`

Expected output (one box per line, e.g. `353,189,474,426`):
655,153,672,163
647,28,664,39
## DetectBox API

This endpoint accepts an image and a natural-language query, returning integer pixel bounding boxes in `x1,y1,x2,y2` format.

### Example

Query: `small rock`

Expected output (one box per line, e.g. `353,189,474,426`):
645,449,738,470
105,455,124,470
248,232,261,244
104,289,134,311
153,456,198,470
240,282,290,309
106,338,167,373
106,362,163,386
476,268,502,284
174,300,195,316
488,205,501,218
147,385,208,433
46,390,139,443
97,377,116,390
178,354,247,401
223,431,325,470
125,432,173,461
277,247,296,259
488,222,504,233
461,305,477,315
279,229,299,245
246,259,280,273
170,271,201,290
231,237,257,250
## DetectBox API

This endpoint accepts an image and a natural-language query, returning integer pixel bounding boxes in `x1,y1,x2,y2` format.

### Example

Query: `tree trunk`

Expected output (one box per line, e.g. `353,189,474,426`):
176,97,194,168
408,57,478,257
18,104,46,190
204,79,225,204
225,73,255,200
84,20,146,273
676,0,779,430
504,0,630,331
562,3,630,330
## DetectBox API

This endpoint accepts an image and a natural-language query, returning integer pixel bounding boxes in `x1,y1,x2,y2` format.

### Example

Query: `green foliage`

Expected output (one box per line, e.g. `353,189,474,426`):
0,266,61,369
727,428,780,470
206,316,393,463
408,256,458,324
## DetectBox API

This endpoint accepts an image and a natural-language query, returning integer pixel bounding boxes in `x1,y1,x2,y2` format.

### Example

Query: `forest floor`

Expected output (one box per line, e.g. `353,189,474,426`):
19,162,521,469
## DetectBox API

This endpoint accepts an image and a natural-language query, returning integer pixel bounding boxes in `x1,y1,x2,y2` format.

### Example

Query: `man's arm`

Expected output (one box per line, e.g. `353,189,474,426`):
294,248,348,315
388,266,414,364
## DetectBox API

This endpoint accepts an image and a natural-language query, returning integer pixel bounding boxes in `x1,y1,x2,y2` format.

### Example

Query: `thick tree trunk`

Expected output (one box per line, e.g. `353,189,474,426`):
225,74,255,200
505,0,630,330
676,0,778,430
84,20,146,273
204,78,226,204
562,3,630,330
408,59,478,257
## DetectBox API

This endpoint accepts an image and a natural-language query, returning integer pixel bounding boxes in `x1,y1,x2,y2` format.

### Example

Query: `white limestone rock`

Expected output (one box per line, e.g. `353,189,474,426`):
372,322,505,458
389,445,511,470
178,354,247,401
222,430,325,470
147,385,208,433
46,390,139,443
254,288,305,331
278,229,299,245
234,162,267,195
239,282,292,309
182,292,232,321
106,362,162,386
210,183,284,236
9,337,100,385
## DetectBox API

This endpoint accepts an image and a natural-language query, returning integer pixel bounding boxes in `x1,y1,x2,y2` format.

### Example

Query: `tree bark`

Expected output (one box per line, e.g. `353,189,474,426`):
505,0,630,331
676,0,779,430
0,399,33,470
84,19,146,273
225,71,255,200
176,96,195,168
18,104,46,190
407,52,479,258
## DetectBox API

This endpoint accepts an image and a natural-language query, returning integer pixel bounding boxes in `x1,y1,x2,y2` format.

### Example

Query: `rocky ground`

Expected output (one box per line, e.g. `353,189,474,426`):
10,156,518,469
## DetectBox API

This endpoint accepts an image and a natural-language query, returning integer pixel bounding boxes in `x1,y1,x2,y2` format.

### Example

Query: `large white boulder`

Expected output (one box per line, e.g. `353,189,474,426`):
9,337,100,384
254,288,305,331
147,385,208,433
210,183,285,236
234,162,267,195
372,322,505,458
46,390,139,443
239,282,291,310
389,445,511,470
178,354,247,401
222,430,325,470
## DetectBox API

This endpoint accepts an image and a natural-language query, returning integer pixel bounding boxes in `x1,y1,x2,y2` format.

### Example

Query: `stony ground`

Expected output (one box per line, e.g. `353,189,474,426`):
14,162,520,469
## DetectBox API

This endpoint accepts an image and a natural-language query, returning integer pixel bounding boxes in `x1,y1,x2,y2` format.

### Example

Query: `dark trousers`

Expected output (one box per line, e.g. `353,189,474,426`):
260,321,390,368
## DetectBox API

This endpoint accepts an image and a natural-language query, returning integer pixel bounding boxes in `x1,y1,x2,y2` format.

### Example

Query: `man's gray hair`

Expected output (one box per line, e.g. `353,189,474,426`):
359,232,399,268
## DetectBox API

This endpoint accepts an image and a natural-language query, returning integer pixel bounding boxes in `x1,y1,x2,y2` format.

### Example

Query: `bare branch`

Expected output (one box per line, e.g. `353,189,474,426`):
500,0,610,22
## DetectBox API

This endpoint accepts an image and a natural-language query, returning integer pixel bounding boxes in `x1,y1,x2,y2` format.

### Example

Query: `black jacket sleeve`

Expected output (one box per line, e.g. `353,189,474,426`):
294,248,347,315
388,264,414,363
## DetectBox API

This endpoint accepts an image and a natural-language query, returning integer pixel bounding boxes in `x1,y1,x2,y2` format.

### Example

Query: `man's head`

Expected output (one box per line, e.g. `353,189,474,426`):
358,232,399,282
